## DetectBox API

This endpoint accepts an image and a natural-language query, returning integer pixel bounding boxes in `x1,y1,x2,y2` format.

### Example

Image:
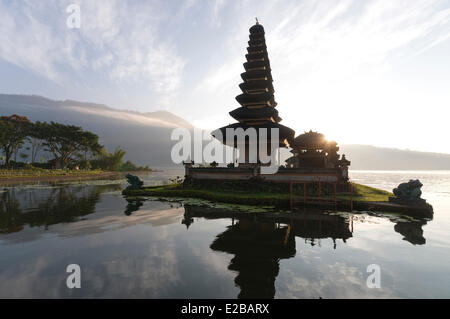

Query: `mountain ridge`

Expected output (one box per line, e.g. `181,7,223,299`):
1,93,449,169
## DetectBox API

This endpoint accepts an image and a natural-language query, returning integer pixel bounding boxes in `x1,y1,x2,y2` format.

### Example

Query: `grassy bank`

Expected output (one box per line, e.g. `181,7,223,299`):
122,182,393,207
0,168,107,179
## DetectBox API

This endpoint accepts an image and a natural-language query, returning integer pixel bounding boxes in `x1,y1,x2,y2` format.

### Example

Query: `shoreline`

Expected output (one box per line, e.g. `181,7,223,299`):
0,171,121,185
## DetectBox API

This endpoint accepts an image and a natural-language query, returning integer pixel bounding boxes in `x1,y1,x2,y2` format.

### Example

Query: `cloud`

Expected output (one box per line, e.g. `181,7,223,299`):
0,0,185,97
0,2,65,81
198,0,450,90
211,0,227,27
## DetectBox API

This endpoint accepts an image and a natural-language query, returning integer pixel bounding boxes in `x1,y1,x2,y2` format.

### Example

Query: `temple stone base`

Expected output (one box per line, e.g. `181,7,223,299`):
185,166,348,183
389,197,427,206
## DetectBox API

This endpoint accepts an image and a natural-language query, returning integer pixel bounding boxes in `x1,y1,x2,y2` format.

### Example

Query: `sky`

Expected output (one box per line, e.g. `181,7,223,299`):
0,0,450,153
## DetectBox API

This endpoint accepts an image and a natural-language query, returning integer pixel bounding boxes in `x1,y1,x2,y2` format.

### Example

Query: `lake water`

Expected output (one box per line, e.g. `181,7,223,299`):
0,170,449,298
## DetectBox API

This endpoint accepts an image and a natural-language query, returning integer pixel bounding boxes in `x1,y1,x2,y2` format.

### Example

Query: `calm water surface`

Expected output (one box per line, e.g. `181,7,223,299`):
0,170,449,298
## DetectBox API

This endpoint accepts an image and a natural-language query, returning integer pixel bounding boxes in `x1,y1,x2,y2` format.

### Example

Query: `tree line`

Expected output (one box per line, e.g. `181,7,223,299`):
0,114,150,171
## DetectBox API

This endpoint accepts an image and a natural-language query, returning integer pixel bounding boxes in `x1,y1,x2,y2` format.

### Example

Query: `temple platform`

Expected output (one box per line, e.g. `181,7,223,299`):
185,166,346,183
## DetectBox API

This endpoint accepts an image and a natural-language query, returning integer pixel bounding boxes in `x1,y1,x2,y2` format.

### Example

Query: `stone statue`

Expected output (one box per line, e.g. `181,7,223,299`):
393,179,423,199
125,173,144,190
389,179,427,206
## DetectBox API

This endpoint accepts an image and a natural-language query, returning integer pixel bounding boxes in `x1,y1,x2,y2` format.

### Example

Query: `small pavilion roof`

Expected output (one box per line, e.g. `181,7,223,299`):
293,130,327,149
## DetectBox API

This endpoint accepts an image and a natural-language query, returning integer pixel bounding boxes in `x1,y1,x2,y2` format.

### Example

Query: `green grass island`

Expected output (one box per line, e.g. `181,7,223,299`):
122,179,433,218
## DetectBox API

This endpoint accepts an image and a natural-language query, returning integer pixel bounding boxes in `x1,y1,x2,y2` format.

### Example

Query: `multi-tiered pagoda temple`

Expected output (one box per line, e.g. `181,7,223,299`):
185,21,350,184
212,21,295,165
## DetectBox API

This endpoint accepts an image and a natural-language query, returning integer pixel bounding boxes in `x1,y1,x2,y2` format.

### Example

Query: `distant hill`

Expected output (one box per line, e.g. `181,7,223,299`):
144,111,194,129
1,94,450,170
339,144,450,170
0,94,193,166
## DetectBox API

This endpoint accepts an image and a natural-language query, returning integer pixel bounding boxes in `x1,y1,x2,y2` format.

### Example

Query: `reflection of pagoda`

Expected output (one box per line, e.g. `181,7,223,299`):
182,214,194,229
210,220,295,299
212,20,295,165
184,205,353,298
289,211,352,249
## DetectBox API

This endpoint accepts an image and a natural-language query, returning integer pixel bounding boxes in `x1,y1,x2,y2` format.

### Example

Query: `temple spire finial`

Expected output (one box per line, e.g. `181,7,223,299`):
255,17,259,24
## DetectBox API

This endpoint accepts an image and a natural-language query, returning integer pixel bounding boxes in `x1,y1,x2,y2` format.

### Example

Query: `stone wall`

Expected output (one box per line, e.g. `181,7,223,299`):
185,166,344,183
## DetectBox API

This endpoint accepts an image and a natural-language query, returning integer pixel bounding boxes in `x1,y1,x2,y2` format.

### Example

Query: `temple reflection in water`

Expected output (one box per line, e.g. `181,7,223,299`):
183,205,353,298
211,219,295,299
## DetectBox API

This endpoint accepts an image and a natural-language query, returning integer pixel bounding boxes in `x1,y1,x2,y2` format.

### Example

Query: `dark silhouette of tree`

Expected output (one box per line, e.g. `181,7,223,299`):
0,115,144,170
42,122,102,168
28,121,47,163
0,114,30,168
